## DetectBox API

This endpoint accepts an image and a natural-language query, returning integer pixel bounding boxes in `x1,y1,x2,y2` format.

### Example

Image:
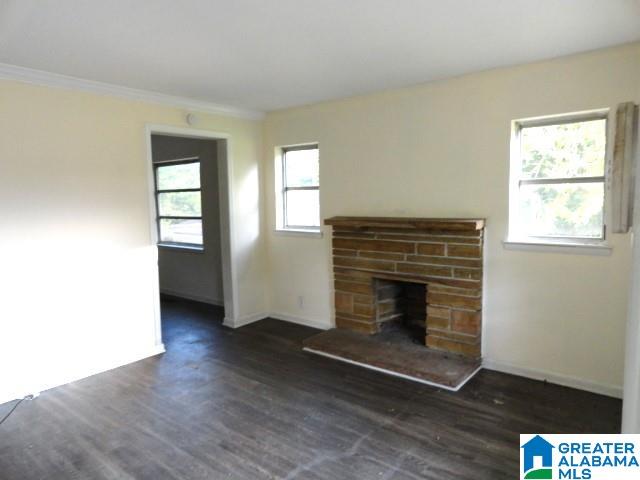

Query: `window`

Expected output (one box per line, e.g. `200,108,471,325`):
154,158,203,248
277,145,320,232
508,112,608,245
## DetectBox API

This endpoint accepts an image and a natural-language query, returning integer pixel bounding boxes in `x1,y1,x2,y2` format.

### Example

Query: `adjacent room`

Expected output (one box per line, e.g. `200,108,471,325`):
0,1,639,479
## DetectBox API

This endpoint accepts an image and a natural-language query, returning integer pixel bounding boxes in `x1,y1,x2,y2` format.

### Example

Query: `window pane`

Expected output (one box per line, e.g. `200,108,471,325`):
284,148,319,187
159,219,203,245
520,119,606,179
156,162,200,190
519,182,604,238
158,191,202,217
285,189,320,228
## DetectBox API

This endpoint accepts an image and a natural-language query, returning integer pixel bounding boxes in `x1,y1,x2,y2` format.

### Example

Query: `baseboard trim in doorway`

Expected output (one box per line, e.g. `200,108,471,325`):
160,289,223,306
303,347,482,392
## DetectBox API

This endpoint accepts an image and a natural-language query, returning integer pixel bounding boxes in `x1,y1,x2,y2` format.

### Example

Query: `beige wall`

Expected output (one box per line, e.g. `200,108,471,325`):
263,43,640,396
0,80,266,404
151,135,224,305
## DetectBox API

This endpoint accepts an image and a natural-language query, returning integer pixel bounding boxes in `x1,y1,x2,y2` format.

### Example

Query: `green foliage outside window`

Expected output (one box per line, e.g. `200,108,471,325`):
518,118,606,238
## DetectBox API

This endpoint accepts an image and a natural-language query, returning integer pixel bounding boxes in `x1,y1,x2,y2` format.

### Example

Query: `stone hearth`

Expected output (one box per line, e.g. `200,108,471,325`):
325,216,485,358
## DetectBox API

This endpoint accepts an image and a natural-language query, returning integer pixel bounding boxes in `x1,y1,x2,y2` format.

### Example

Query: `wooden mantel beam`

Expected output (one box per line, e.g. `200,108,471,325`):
324,216,485,231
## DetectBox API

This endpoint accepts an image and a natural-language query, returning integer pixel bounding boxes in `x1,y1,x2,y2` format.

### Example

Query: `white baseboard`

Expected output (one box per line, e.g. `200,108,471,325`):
269,312,331,331
160,289,223,306
482,359,623,399
223,311,332,330
223,311,268,328
0,343,166,406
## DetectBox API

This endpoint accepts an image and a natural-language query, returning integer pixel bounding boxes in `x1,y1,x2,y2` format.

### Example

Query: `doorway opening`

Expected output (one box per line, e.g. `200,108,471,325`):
145,126,236,351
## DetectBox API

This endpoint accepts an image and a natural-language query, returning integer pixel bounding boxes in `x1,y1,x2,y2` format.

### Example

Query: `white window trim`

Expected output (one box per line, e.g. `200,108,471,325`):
502,240,612,256
505,109,611,253
273,228,323,238
275,143,321,235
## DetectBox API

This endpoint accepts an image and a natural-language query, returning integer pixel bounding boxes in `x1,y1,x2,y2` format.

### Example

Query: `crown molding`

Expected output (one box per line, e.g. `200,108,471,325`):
0,62,264,120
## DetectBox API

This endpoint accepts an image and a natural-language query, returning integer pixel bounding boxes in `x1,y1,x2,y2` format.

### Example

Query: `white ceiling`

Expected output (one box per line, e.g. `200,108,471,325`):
0,0,639,112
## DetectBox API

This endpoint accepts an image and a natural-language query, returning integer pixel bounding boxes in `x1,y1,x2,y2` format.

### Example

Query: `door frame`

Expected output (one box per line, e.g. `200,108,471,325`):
144,124,238,348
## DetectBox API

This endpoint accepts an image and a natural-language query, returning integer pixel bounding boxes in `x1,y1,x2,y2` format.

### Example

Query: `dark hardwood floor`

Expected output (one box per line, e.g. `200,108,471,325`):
0,297,621,479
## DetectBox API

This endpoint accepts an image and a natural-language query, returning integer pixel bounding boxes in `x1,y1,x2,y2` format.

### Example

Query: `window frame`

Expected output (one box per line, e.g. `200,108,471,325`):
508,110,609,246
277,144,320,233
153,157,204,250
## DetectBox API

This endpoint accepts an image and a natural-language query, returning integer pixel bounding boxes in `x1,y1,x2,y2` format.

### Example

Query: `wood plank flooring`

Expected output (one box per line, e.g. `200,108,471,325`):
0,297,621,479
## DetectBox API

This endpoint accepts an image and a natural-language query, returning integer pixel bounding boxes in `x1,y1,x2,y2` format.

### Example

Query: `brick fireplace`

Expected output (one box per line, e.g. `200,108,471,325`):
325,216,485,358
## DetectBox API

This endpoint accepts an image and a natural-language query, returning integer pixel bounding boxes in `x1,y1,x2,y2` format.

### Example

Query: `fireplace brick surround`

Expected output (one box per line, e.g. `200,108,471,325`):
325,217,485,358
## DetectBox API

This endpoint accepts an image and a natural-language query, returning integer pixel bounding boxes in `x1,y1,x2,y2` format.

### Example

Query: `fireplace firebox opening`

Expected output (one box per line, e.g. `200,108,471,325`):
375,278,426,345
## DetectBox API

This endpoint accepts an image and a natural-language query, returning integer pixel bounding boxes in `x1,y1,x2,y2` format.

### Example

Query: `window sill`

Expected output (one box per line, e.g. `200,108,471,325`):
502,239,612,256
274,228,323,238
158,243,204,253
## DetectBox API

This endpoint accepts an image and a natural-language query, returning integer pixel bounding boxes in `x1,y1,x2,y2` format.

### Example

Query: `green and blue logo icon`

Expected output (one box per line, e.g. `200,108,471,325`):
521,435,554,479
